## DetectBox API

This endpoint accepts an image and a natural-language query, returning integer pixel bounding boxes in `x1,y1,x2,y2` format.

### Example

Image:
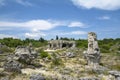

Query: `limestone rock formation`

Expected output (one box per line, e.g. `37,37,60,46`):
4,60,22,73
48,40,76,49
109,71,120,80
79,77,100,80
14,45,38,64
30,73,46,80
84,32,101,68
66,52,75,58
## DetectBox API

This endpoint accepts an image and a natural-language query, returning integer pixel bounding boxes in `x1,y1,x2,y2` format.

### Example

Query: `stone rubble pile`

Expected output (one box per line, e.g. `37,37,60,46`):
4,59,22,73
30,73,46,80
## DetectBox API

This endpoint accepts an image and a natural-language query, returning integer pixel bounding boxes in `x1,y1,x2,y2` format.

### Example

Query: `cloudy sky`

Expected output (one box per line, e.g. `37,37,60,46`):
0,0,120,40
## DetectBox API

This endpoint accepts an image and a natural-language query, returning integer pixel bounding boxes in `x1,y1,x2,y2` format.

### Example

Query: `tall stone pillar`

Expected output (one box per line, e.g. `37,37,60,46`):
59,40,63,49
84,32,100,68
72,42,76,48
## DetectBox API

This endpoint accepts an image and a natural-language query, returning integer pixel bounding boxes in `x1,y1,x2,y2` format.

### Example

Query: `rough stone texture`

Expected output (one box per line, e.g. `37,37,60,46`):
84,32,101,68
109,71,120,80
0,77,9,80
66,52,75,58
48,40,76,49
3,44,38,72
79,77,100,80
30,73,46,80
14,44,38,64
4,60,22,73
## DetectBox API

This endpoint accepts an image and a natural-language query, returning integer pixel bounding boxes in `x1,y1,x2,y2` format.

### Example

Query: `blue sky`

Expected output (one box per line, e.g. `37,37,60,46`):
0,0,120,40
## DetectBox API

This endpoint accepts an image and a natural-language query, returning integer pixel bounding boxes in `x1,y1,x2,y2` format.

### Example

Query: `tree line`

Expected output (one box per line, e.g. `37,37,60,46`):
0,37,120,53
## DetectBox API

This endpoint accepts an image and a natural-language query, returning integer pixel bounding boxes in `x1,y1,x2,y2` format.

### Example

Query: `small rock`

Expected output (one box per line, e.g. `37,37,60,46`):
66,52,75,58
0,77,9,80
30,73,46,80
3,60,22,73
79,77,100,80
109,71,120,80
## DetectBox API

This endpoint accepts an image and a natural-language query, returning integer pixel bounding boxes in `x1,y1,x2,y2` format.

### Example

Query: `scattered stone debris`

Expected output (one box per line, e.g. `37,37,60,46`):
66,52,75,58
79,77,100,80
109,71,120,80
30,73,46,80
1,32,120,80
0,77,9,80
4,60,22,73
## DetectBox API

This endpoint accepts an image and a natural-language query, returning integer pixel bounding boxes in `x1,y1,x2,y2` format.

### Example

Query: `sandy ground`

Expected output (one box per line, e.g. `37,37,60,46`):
21,68,62,78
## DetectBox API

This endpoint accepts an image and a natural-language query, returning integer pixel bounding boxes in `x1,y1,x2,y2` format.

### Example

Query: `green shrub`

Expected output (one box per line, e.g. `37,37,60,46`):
51,53,63,66
0,47,13,53
39,50,49,58
111,64,120,71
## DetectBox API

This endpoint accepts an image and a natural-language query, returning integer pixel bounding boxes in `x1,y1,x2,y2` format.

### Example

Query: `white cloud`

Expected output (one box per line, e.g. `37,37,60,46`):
25,32,46,38
58,31,87,35
71,0,120,10
71,31,87,35
68,21,85,28
98,16,110,20
15,0,33,6
0,19,63,31
0,19,86,32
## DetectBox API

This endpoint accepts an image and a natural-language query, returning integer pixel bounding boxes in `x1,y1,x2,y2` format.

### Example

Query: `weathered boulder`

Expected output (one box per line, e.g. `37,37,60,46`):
30,73,46,80
79,77,100,80
66,52,75,58
109,71,120,80
0,77,9,80
4,60,22,73
84,32,101,68
14,45,38,64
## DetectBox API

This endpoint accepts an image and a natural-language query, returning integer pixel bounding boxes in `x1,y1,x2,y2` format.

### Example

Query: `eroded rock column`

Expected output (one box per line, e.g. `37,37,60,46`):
84,32,101,68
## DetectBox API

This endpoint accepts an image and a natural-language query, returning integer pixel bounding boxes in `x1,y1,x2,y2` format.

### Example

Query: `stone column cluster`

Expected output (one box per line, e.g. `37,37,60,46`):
48,40,76,49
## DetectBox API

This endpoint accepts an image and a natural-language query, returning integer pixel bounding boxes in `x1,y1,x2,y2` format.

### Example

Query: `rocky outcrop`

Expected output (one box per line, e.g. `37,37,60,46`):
30,73,46,80
3,44,38,72
4,60,22,73
66,52,75,58
109,71,120,80
79,77,100,80
84,32,101,68
14,45,38,64
48,40,76,49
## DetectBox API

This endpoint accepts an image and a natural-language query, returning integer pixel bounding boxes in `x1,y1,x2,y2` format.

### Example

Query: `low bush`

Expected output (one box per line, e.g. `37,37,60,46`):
0,47,13,53
39,49,50,58
51,53,63,66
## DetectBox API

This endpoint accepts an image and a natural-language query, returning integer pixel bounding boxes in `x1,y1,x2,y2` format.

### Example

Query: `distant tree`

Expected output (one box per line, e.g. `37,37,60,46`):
70,38,75,40
39,37,45,42
51,38,54,40
56,35,59,40
60,37,70,40
60,37,63,40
